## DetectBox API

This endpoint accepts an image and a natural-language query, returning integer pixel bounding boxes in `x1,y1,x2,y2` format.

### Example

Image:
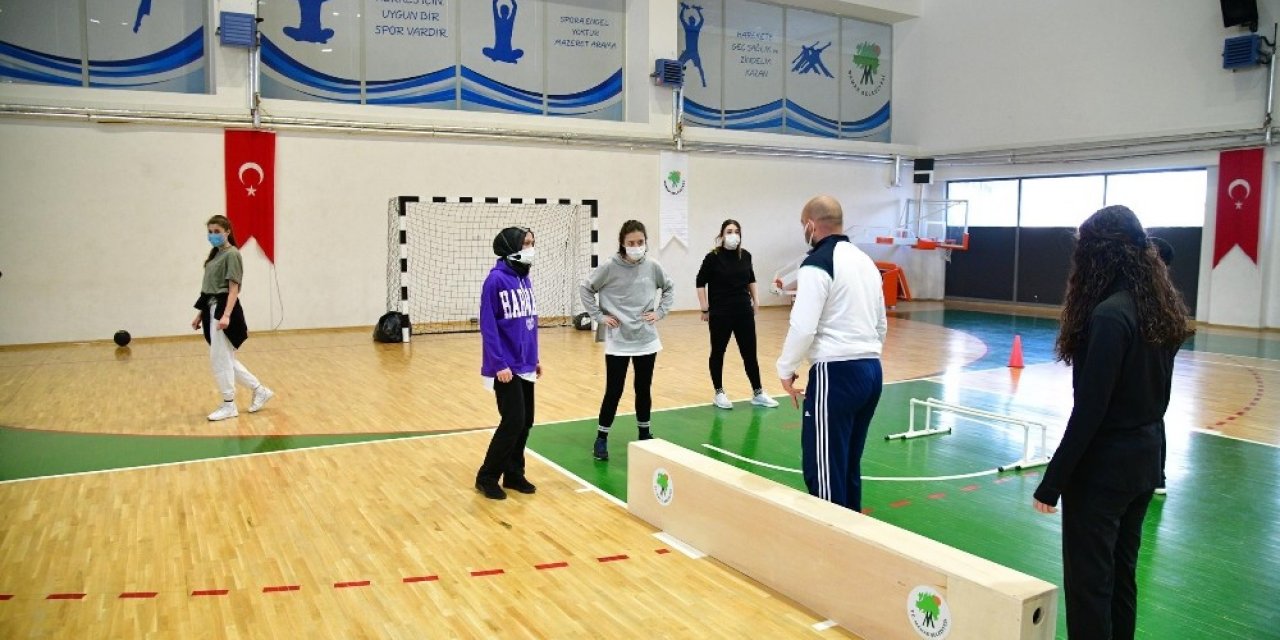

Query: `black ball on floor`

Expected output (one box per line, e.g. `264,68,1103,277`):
574,312,593,331
113,330,131,347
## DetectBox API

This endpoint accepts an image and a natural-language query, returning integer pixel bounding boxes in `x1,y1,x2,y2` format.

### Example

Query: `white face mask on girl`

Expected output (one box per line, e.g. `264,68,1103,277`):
723,233,741,250
625,245,647,261
511,247,536,265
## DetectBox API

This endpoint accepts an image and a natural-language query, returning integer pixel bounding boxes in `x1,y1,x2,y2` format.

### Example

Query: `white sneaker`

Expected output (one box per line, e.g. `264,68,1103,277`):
751,393,780,408
1154,487,1167,496
713,392,733,409
207,402,239,421
249,386,274,413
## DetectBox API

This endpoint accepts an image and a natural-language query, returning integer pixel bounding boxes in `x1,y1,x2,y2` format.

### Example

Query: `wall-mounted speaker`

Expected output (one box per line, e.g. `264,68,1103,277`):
1220,0,1259,31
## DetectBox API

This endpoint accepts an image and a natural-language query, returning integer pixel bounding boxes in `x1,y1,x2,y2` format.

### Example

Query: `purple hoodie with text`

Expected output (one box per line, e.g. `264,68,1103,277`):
480,259,539,379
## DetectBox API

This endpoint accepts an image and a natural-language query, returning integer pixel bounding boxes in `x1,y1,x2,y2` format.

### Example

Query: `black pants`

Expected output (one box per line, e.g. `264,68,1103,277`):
477,377,534,484
708,311,763,392
1061,482,1154,640
598,353,656,429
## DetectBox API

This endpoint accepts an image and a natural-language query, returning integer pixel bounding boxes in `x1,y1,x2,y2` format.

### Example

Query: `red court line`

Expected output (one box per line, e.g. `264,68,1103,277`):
961,484,980,492
403,575,439,584
262,585,300,593
334,581,370,589
46,593,86,600
597,555,629,563
655,548,671,555
928,492,946,500
860,507,875,515
470,569,505,577
119,592,157,599
191,589,229,597
994,477,1013,484
535,562,569,571
0,594,14,601
890,499,911,508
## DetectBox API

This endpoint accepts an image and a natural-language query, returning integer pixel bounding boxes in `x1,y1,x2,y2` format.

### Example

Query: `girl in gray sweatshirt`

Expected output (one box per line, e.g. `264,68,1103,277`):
580,220,675,461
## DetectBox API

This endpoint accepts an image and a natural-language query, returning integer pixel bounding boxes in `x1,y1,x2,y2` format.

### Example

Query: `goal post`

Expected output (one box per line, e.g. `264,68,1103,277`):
386,196,598,338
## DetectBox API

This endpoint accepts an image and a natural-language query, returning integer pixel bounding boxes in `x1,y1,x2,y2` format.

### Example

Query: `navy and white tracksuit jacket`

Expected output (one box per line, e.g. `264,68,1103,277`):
776,234,887,511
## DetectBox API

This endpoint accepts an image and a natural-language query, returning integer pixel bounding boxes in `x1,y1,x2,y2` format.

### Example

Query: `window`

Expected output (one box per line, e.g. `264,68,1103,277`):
945,180,1018,227
946,169,1207,230
1104,170,1207,228
1018,175,1105,228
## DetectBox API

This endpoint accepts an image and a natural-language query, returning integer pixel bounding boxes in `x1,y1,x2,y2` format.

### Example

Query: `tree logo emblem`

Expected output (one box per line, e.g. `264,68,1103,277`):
906,586,952,638
663,170,686,195
652,468,674,505
848,41,887,97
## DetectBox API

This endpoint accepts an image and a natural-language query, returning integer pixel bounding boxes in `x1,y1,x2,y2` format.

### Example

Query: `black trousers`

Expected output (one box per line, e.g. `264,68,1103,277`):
1061,482,1154,640
598,353,656,429
477,377,534,484
708,310,763,392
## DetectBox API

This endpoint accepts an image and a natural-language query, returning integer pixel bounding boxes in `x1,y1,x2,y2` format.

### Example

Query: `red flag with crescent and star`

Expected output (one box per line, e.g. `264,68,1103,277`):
1213,147,1262,268
224,130,276,263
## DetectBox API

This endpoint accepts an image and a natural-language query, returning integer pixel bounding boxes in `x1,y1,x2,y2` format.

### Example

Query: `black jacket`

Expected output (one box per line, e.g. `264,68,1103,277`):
1034,290,1178,505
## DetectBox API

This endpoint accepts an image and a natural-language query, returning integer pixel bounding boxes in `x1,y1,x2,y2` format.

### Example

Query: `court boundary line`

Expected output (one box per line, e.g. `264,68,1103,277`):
0,428,494,485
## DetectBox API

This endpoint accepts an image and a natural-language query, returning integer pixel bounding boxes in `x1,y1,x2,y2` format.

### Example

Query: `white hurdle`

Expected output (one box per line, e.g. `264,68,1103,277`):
885,397,1052,472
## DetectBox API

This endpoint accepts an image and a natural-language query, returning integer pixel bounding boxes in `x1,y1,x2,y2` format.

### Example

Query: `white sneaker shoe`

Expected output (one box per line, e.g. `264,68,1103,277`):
1154,487,1167,496
751,392,780,408
249,386,274,413
713,392,733,409
207,402,239,421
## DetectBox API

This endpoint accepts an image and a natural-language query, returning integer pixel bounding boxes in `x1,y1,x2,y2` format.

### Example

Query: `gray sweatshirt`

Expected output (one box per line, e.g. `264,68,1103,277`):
580,254,676,356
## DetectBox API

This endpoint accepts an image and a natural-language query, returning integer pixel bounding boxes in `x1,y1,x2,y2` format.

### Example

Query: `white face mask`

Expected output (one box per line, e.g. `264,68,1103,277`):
625,244,646,261
723,233,741,250
512,246,536,265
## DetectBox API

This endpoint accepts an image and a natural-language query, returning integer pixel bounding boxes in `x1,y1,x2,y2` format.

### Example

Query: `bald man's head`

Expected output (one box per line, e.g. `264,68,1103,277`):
802,195,844,239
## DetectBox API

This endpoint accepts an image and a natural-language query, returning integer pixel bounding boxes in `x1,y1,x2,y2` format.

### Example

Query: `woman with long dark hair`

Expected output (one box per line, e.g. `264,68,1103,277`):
695,219,777,409
1032,205,1191,640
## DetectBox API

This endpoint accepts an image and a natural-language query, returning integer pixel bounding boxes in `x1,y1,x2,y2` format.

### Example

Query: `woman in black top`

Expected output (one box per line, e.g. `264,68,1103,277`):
695,220,778,410
1033,205,1191,640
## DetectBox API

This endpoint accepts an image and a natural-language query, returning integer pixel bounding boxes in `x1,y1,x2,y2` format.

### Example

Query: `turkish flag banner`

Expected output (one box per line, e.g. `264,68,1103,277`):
1213,147,1263,267
224,130,276,263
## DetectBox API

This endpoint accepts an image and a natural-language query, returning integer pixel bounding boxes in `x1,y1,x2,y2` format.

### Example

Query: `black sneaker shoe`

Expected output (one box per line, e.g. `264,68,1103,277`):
638,431,653,441
475,481,507,500
593,438,609,461
503,477,537,494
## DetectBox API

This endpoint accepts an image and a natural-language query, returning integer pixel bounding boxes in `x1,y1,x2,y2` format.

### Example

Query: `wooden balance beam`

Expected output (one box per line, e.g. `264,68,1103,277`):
627,439,1057,640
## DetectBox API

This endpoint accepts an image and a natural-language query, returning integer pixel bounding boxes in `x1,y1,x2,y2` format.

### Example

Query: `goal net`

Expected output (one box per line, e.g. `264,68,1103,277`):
386,197,596,335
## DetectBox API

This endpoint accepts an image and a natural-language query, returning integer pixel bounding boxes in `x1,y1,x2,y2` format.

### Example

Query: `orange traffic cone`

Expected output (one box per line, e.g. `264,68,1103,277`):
1008,334,1025,369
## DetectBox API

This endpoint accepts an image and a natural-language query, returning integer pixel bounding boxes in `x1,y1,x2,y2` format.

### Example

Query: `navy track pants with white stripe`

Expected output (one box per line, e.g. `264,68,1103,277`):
801,359,883,512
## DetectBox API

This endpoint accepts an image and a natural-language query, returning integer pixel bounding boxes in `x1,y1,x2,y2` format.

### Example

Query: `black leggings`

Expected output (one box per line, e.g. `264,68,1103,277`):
597,353,656,429
708,311,763,391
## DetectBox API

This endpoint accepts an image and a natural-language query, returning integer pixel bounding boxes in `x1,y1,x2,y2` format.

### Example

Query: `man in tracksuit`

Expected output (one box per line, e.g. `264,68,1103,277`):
475,227,542,500
777,195,887,512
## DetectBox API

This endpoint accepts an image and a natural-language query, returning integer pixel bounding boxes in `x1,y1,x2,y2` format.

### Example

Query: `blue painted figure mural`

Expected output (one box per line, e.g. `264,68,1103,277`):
483,0,524,64
791,41,834,77
283,0,335,45
132,0,152,33
676,3,707,87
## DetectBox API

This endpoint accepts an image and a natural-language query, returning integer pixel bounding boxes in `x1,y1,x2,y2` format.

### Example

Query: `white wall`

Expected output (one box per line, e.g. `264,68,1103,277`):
900,0,1280,328
6,0,1280,343
893,0,1280,151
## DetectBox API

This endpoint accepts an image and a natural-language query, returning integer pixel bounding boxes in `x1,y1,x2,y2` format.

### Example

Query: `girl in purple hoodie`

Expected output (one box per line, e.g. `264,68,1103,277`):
475,227,542,500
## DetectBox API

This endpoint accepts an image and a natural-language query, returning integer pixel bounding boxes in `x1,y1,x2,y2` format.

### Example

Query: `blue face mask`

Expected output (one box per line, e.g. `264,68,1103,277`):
208,233,225,247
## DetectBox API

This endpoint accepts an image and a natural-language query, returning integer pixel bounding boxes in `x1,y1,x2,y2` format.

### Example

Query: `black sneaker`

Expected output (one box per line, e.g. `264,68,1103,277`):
638,431,653,441
475,481,507,500
593,438,609,461
503,477,537,494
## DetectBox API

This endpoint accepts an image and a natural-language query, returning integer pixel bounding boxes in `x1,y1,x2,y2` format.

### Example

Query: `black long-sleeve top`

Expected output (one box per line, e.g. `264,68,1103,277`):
695,248,756,315
1034,289,1178,506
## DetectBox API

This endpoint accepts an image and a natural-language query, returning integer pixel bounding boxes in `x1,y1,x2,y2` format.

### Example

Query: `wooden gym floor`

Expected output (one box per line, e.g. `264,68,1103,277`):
1,303,1278,638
